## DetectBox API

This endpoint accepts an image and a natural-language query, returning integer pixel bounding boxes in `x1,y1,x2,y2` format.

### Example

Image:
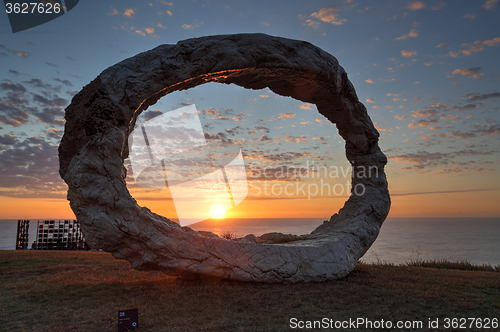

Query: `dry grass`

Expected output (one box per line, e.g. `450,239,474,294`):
1,250,499,332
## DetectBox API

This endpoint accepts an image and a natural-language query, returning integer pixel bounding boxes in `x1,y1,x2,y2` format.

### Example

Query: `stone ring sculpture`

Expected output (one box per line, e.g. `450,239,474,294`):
59,33,390,282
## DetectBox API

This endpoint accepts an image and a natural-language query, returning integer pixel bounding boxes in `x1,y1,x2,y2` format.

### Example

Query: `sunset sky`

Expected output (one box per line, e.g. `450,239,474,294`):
1,0,499,220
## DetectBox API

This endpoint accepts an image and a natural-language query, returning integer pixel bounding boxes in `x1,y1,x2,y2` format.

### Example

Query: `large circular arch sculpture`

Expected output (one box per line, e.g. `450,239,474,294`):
59,33,390,282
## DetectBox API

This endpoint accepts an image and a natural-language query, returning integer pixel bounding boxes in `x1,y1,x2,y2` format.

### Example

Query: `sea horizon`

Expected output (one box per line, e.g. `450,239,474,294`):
2,217,499,266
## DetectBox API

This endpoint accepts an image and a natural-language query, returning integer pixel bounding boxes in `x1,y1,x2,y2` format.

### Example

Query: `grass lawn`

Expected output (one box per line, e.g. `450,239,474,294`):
0,250,499,331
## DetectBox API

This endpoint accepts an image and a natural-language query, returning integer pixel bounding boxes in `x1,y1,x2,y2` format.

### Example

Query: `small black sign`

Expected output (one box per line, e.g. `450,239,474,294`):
118,309,138,332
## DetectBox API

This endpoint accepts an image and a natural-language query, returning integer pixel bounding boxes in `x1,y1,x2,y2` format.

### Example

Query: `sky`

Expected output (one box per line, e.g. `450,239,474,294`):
0,0,499,221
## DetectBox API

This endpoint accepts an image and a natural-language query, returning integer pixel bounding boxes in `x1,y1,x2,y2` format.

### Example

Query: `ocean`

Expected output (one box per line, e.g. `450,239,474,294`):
1,218,499,266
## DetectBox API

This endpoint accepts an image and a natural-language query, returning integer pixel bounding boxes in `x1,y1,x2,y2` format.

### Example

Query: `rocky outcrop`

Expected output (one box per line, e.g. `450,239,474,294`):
59,33,390,282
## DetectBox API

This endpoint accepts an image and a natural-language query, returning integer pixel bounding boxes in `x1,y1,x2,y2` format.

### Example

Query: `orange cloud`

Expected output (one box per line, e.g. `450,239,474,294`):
366,98,375,103
411,109,437,118
145,27,155,34
448,37,500,57
365,79,374,84
311,6,346,24
297,103,314,110
408,119,441,129
305,6,346,27
407,1,425,10
452,67,484,79
124,9,135,17
395,28,418,40
401,50,417,57
278,112,296,119
482,0,498,10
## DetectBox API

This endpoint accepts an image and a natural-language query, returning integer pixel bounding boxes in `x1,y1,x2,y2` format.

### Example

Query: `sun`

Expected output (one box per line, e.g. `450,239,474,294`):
210,204,226,219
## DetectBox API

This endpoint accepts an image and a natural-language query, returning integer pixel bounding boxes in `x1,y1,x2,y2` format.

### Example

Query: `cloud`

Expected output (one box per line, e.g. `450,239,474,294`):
108,8,119,15
449,130,477,139
0,134,17,145
407,1,425,10
366,98,375,103
395,114,407,121
162,1,174,6
204,132,226,140
284,135,308,143
365,79,374,84
467,92,500,101
452,67,483,79
408,119,441,129
301,6,346,27
297,103,314,110
448,37,500,57
35,107,65,126
311,6,346,25
52,77,73,87
401,50,417,57
392,189,491,197
0,136,67,198
411,109,437,118
166,10,173,16
395,28,418,40
260,135,272,141
33,94,68,107
0,44,29,58
473,123,500,136
449,103,479,111
482,0,498,10
145,27,155,34
421,133,446,140
255,125,270,133
431,2,446,10
23,78,54,90
157,23,166,29
389,151,448,164
278,112,296,119
463,14,476,20
141,110,163,122
0,82,26,93
45,128,63,140
0,93,33,127
124,9,135,17
182,20,203,30
8,70,21,76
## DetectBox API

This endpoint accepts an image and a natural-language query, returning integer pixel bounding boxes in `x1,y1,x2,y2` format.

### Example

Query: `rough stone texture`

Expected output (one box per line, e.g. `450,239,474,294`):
59,33,390,282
